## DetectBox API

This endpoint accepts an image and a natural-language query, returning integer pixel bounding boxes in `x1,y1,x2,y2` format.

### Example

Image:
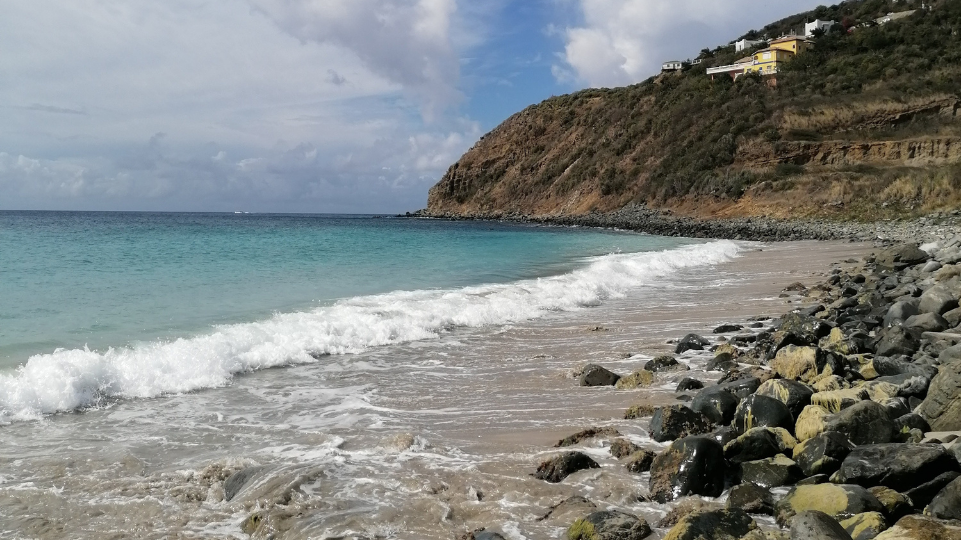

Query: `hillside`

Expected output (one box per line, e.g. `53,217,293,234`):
427,0,961,221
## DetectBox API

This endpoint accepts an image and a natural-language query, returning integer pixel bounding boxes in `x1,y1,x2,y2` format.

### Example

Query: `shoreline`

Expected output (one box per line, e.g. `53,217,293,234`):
411,205,961,245
483,237,961,540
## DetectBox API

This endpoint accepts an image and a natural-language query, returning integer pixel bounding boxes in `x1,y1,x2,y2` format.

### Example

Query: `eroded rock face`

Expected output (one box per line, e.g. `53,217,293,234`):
775,484,884,527
832,444,960,493
533,452,600,483
918,360,961,431
649,436,726,503
662,509,757,540
567,510,653,540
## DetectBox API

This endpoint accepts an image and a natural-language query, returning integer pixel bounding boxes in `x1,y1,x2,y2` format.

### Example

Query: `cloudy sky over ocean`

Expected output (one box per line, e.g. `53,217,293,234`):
1,1,824,213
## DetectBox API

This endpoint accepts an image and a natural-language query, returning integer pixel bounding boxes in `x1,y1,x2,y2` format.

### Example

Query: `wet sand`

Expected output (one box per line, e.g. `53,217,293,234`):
0,240,871,540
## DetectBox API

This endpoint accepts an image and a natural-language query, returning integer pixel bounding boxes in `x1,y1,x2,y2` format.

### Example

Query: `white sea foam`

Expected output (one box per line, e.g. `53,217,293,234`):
0,240,741,422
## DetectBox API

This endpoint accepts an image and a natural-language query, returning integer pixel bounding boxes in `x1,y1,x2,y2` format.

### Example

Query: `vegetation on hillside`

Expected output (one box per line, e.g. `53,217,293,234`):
429,0,961,220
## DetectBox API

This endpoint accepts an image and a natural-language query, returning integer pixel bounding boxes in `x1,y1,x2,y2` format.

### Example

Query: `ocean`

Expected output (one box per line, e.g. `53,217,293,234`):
0,211,862,539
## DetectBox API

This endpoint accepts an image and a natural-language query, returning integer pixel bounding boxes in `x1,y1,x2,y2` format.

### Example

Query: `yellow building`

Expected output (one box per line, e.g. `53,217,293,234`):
744,36,812,75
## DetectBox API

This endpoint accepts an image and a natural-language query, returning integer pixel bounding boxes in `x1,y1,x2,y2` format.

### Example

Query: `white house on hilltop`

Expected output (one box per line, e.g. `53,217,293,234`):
805,19,836,37
662,61,685,72
735,39,766,52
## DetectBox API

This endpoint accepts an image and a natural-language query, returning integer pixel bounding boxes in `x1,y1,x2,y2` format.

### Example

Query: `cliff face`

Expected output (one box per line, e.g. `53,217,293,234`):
427,1,961,221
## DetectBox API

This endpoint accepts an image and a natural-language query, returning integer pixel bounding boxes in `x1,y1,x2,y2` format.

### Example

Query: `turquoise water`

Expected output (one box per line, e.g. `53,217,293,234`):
0,212,691,368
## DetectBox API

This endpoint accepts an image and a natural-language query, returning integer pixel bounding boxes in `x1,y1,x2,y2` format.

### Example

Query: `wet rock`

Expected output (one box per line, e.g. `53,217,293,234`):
723,428,781,464
775,484,885,527
224,466,267,502
533,452,600,483
775,313,834,348
656,498,721,529
580,364,621,387
556,427,621,447
772,346,828,384
714,324,744,334
874,326,922,357
706,354,738,372
710,426,738,447
833,444,960,492
615,370,655,389
692,388,739,425
919,284,960,315
790,510,854,540
624,403,656,419
726,482,774,515
650,405,714,442
537,495,596,523
792,431,855,477
712,377,763,400
460,530,507,540
823,400,897,445
740,455,803,488
811,388,869,413
567,510,652,540
650,436,726,503
840,512,888,540
732,395,794,435
904,471,961,510
676,334,710,354
676,378,704,392
755,379,814,419
928,475,961,520
610,438,641,458
662,509,757,540
872,356,938,379
917,360,961,431
869,486,913,521
625,450,656,473
645,355,688,373
873,515,961,540
893,413,931,436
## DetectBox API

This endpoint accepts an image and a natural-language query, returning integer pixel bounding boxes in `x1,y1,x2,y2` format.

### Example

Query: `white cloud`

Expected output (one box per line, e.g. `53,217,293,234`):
0,0,483,212
557,0,826,87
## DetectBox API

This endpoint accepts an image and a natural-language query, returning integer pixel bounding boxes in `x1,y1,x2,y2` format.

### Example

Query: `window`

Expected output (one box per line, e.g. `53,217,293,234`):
763,52,772,60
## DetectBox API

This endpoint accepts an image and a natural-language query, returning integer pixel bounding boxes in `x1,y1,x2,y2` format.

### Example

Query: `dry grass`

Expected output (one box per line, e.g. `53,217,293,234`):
779,94,955,134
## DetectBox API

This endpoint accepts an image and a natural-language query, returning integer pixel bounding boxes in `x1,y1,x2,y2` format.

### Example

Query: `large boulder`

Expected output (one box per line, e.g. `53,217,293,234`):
726,483,774,515
649,405,713,443
691,388,739,425
723,428,782,463
876,244,930,270
610,438,641,458
645,355,687,372
869,486,914,521
874,515,961,540
823,400,897,445
918,360,961,431
756,379,814,418
904,312,950,333
928,475,961,521
650,436,726,503
580,364,621,387
615,370,656,389
775,484,884,527
534,452,600,483
884,301,920,328
740,455,803,488
733,395,795,435
567,510,652,540
919,284,960,315
662,509,757,540
790,511,854,540
625,450,656,473
792,431,855,477
832,444,960,492
905,471,961,510
775,313,834,348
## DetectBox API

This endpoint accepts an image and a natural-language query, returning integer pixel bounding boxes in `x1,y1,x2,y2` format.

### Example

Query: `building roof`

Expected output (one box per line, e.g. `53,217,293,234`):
735,56,754,64
770,35,812,45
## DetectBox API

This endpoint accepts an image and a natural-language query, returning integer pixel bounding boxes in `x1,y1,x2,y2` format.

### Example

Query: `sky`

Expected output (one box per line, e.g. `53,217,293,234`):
0,0,827,213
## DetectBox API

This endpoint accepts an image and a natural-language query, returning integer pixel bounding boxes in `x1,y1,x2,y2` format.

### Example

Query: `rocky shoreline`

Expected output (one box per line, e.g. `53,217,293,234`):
410,206,961,245
463,240,961,540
